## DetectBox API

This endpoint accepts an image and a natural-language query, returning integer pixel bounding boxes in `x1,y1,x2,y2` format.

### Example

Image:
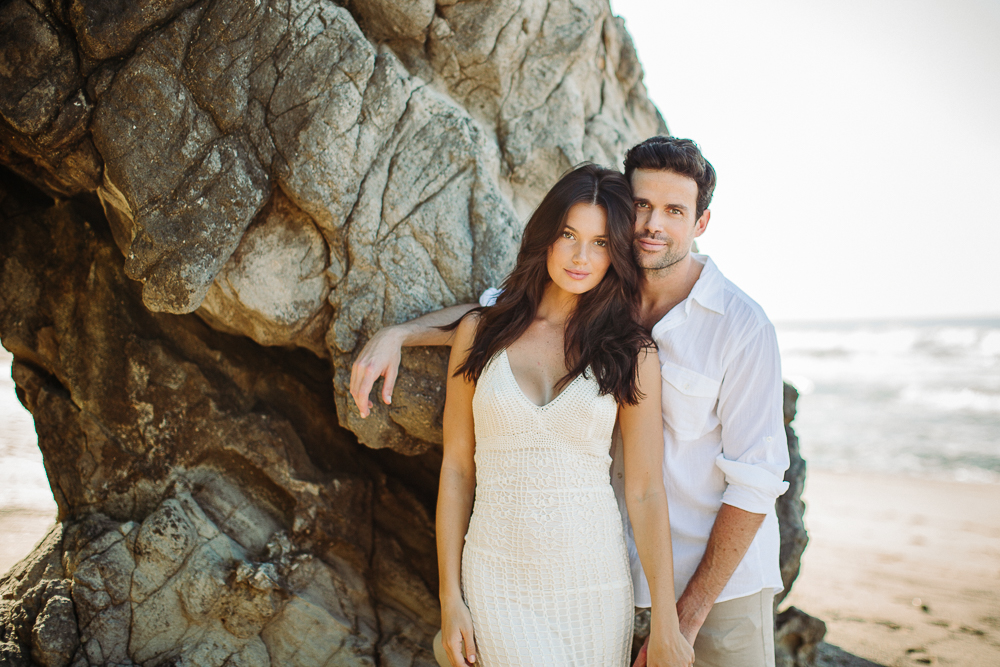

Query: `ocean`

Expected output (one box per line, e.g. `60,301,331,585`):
2,318,999,519
776,317,1000,484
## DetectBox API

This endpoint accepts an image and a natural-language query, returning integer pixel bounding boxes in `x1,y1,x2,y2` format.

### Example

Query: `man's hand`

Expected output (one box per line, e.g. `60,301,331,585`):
350,326,406,417
675,596,709,646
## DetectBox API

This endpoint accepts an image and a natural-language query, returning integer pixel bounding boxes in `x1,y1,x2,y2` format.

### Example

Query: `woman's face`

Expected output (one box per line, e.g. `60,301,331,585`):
546,203,612,296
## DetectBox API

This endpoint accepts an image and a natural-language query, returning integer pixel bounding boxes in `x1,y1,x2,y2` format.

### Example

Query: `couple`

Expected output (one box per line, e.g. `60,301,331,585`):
351,137,790,667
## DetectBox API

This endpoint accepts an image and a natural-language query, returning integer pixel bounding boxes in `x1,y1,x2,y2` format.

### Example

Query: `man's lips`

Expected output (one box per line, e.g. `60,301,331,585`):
564,269,590,280
636,238,667,251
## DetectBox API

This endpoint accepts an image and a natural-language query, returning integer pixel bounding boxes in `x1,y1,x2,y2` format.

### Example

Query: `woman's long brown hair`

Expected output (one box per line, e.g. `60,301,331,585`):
454,163,651,405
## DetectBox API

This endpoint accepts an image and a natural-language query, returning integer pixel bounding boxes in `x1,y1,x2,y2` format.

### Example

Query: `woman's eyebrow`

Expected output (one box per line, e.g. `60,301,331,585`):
563,225,606,238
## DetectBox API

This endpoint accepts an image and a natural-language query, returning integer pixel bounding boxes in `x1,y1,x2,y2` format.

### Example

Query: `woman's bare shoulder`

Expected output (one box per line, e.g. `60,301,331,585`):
454,309,482,348
637,341,659,366
635,342,662,395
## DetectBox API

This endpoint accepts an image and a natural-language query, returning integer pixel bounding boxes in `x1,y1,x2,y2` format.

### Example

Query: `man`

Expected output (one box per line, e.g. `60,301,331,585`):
350,136,790,667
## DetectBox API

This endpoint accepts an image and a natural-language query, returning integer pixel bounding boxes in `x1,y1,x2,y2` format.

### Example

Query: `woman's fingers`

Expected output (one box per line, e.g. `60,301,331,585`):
460,625,477,664
443,632,464,667
443,625,476,667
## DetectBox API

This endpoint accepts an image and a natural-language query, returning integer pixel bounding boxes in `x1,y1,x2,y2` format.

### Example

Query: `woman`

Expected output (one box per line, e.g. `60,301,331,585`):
435,163,694,667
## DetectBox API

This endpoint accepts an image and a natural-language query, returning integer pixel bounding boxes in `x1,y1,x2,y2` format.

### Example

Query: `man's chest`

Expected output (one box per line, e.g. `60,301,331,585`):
654,327,726,442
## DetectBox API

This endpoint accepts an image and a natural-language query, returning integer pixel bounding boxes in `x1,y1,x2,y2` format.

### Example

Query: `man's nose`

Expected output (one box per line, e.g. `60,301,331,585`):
643,209,666,233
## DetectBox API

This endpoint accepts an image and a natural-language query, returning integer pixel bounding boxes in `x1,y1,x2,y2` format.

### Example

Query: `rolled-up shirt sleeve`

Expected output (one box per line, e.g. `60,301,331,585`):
479,287,502,307
715,322,790,514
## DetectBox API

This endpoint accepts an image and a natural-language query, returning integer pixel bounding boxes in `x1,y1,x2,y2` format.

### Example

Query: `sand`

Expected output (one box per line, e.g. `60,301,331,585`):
0,508,56,576
786,471,1000,666
2,471,999,667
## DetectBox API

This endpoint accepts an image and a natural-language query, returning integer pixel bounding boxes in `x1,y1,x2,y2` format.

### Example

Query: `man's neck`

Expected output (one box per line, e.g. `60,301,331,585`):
638,253,704,331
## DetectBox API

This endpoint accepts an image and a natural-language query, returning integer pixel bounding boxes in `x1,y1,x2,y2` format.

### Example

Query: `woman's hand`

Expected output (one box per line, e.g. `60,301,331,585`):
440,597,478,666
633,626,694,667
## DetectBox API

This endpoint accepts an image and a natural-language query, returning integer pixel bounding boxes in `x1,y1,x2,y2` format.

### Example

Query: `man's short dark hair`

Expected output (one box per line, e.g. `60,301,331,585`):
623,136,717,220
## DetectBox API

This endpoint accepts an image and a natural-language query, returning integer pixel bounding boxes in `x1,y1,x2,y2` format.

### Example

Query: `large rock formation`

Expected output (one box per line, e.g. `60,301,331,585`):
0,1,814,664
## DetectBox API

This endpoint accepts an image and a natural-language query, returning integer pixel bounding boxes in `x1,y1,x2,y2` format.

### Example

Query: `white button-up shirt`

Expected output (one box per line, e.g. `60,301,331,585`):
610,254,790,606
479,253,789,606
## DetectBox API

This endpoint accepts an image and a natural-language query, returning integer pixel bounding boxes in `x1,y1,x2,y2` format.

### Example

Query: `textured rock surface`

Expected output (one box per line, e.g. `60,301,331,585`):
773,384,826,665
1,0,667,457
0,1,814,664
775,606,828,667
778,383,809,606
0,177,438,666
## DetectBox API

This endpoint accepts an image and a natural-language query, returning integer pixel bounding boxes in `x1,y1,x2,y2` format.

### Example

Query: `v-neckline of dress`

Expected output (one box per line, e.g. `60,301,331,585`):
501,348,585,410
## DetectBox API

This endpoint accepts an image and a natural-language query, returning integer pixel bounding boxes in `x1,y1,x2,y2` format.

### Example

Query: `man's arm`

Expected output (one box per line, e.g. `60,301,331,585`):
350,303,477,417
675,505,765,642
676,322,790,643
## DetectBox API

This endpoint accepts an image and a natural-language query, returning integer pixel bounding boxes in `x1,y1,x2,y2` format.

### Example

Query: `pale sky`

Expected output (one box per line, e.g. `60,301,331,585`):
611,0,1000,321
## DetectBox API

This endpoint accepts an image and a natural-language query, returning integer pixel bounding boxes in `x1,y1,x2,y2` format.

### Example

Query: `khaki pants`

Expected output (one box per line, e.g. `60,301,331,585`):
693,588,775,667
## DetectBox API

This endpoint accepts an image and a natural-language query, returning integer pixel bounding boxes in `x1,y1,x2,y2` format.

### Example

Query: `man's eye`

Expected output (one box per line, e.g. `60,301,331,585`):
635,202,649,209
670,208,682,215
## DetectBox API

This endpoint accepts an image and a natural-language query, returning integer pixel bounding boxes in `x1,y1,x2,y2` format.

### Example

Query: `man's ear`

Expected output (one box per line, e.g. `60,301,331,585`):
693,209,711,238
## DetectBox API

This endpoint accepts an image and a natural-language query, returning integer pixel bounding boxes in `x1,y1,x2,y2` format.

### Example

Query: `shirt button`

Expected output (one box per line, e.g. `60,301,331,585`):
617,473,622,478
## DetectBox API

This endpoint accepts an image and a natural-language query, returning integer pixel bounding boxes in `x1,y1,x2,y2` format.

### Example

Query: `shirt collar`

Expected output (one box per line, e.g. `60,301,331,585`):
687,253,726,315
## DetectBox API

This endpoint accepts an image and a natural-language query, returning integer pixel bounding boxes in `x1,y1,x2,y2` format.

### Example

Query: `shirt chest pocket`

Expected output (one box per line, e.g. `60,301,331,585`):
660,362,721,441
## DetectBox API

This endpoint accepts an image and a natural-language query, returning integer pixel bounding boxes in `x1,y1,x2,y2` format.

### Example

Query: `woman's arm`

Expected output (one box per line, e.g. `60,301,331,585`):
436,314,480,666
619,348,694,667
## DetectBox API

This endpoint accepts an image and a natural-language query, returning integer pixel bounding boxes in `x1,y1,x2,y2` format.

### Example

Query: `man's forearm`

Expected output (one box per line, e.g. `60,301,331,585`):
350,302,478,416
395,303,478,347
676,503,766,642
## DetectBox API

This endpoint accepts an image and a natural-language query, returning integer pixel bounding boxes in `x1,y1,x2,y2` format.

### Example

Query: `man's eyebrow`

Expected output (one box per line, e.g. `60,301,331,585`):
633,197,689,211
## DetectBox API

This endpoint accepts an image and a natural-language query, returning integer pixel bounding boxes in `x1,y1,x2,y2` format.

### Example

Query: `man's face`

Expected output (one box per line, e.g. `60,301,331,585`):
631,169,710,273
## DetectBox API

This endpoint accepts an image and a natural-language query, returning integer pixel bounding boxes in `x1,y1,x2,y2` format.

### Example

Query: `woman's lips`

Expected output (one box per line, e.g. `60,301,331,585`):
565,269,590,280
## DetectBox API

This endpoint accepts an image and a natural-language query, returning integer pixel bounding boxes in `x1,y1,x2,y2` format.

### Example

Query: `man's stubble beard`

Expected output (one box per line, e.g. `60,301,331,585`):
632,235,689,277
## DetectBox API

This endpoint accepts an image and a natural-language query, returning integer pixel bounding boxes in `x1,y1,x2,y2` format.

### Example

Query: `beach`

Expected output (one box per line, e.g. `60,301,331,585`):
787,471,1000,666
0,346,58,576
0,508,55,576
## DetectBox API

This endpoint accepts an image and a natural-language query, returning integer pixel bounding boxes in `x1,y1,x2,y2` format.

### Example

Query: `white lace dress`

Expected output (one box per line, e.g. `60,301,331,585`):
462,349,634,666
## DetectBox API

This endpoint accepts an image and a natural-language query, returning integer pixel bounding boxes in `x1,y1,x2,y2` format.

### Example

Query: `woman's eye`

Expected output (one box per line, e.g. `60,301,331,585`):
562,231,574,239
594,239,607,247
